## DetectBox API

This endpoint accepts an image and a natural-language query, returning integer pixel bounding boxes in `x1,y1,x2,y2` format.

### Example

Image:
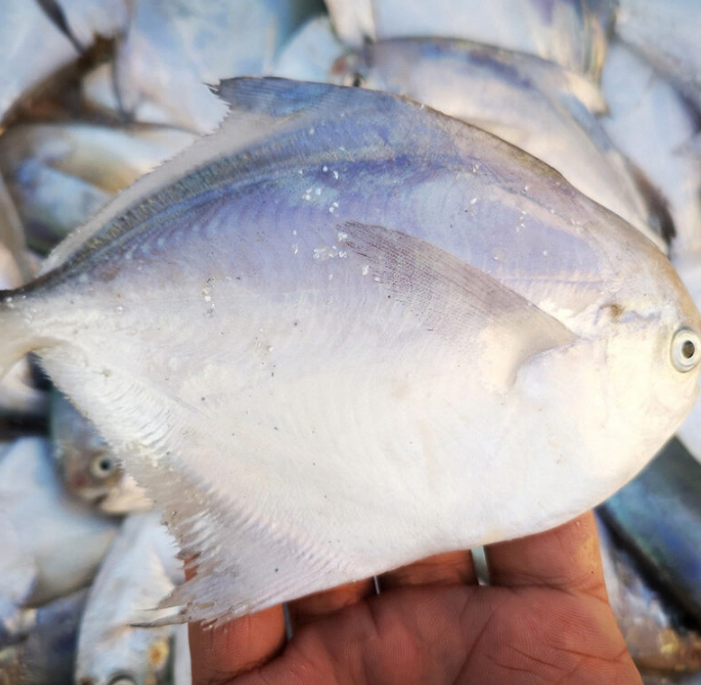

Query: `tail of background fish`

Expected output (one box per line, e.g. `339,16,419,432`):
0,290,46,382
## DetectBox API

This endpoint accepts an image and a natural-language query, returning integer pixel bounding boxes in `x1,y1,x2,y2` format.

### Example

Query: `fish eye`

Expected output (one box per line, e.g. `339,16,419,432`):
671,328,701,372
90,453,115,479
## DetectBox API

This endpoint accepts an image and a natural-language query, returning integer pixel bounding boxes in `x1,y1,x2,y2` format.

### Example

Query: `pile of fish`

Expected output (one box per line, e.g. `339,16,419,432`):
1,1,701,684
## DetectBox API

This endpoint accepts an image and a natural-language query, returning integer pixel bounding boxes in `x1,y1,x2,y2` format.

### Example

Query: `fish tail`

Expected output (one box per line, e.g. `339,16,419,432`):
0,290,46,381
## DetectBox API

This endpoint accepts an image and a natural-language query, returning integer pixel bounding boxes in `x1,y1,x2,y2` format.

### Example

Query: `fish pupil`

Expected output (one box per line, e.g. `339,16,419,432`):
683,340,696,359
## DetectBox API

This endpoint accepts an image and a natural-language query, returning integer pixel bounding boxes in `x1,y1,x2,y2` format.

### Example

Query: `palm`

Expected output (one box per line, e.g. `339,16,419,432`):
190,513,642,685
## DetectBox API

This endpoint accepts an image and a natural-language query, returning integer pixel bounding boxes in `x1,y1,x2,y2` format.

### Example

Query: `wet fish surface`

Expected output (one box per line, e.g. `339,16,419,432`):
0,78,698,624
600,438,701,625
330,38,663,247
0,123,196,254
0,437,118,609
112,0,323,131
0,589,88,685
76,512,180,685
597,514,701,676
325,0,614,77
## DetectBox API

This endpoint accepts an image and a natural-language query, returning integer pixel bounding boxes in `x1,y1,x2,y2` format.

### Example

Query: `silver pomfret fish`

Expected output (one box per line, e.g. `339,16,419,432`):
0,79,699,624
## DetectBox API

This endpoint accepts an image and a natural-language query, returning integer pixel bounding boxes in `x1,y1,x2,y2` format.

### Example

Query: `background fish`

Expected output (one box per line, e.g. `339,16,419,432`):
324,0,614,77
600,41,701,257
0,438,118,608
599,439,701,626
0,79,698,624
597,514,701,676
329,38,665,248
111,0,323,131
51,390,152,514
0,0,78,123
0,589,87,685
76,512,181,685
615,0,701,110
0,123,196,254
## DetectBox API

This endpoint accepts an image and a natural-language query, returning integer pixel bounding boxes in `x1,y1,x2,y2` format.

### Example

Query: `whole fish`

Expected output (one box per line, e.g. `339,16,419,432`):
330,38,664,248
51,390,152,514
0,79,698,624
324,0,614,77
0,437,118,608
599,438,701,625
113,0,322,131
0,123,196,254
597,515,701,675
76,512,180,685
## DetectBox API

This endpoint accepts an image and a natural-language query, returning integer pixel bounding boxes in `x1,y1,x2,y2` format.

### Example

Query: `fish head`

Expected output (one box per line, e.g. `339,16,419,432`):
329,50,369,89
51,391,125,504
583,233,701,453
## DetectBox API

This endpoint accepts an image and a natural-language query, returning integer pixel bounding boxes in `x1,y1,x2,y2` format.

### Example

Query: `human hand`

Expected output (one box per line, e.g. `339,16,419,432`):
189,512,642,684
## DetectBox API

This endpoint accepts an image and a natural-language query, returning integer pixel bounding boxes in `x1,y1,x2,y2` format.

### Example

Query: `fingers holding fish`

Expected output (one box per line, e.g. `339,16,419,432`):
486,512,608,600
287,579,376,629
189,606,287,684
378,551,477,590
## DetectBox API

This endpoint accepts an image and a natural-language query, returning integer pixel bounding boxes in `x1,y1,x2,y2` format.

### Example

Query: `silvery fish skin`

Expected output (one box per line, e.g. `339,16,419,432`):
0,516,36,648
113,0,322,131
599,438,701,625
0,173,31,283
0,438,118,607
324,0,614,77
0,124,196,254
0,589,88,685
0,220,46,421
330,39,664,249
76,513,179,685
0,79,699,624
600,42,701,257
51,390,152,514
615,0,701,110
597,515,701,675
0,0,77,123
675,253,701,465
273,14,346,84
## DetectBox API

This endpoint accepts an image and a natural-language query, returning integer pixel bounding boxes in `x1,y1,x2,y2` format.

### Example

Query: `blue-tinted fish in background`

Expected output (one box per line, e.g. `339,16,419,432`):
324,0,614,77
600,439,701,626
